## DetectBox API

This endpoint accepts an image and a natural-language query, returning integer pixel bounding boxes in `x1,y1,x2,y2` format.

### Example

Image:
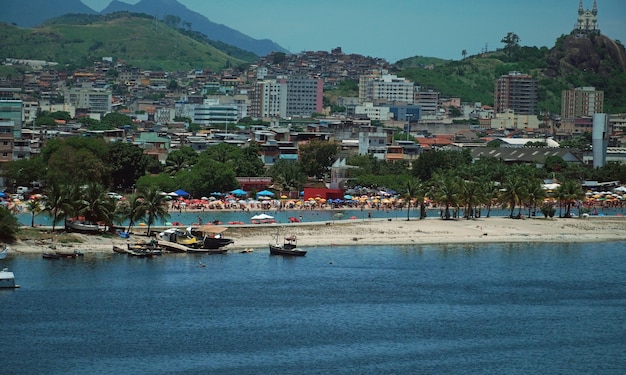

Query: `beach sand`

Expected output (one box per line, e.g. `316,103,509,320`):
9,216,626,255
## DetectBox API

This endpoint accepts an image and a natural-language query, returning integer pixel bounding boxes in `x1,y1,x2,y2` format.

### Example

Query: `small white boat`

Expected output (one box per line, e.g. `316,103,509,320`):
0,267,19,289
0,245,8,260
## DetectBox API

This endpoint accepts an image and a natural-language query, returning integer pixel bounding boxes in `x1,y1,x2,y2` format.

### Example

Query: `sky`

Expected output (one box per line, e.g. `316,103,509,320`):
82,0,626,62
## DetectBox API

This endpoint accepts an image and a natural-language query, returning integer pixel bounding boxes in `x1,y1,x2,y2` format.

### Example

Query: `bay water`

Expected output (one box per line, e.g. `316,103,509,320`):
1,241,625,374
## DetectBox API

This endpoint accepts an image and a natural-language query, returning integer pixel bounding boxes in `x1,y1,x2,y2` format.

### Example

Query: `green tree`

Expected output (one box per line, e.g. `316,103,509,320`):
430,171,459,220
138,187,170,235
0,206,20,243
115,194,145,233
501,32,521,61
164,146,197,176
403,178,421,221
106,142,149,189
102,112,132,128
554,180,584,218
43,183,68,231
79,183,117,229
266,159,306,194
499,175,527,218
25,200,43,227
298,139,339,179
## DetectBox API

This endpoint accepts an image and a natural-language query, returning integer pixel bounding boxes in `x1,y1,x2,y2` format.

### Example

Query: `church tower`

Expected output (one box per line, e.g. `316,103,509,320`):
574,1,600,35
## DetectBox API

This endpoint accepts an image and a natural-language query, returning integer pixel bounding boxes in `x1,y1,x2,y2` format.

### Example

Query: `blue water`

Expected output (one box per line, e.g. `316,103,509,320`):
15,205,626,227
2,242,625,374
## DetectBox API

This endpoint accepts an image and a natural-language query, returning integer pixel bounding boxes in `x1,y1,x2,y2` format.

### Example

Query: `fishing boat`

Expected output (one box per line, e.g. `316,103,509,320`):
0,267,19,288
0,245,8,260
269,232,307,257
187,226,234,249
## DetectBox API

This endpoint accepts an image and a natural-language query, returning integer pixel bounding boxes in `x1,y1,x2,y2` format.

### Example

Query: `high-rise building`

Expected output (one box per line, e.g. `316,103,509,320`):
359,72,414,105
249,80,287,119
493,72,538,115
560,86,604,135
286,77,323,117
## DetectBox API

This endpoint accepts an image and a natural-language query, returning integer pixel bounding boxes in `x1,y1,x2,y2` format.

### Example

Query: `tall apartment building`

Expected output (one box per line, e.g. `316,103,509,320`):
493,72,538,115
249,80,287,119
0,99,23,138
286,77,323,117
66,86,112,114
560,86,604,135
359,73,414,105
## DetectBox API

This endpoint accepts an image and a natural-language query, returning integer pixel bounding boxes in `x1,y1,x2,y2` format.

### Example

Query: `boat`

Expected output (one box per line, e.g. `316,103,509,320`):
112,245,128,254
55,250,84,258
0,267,19,288
269,233,307,256
127,242,163,256
157,228,199,247
186,247,228,254
0,245,8,260
187,226,234,249
43,252,61,259
65,219,105,234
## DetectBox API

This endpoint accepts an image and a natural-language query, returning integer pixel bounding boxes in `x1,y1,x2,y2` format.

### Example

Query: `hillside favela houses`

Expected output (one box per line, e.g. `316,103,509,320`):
0,1,625,197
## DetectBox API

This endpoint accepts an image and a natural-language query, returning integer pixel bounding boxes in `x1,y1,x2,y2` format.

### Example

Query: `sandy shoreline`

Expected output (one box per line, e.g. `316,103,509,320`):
7,216,626,255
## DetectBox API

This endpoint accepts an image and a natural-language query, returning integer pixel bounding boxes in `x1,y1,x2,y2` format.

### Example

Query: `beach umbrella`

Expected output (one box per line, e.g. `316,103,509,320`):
344,194,352,200
251,213,274,220
256,190,275,197
280,195,288,199
230,189,248,196
0,192,5,198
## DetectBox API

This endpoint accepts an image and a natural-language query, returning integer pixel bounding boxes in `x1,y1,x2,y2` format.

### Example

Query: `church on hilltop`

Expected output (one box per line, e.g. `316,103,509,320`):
574,0,600,36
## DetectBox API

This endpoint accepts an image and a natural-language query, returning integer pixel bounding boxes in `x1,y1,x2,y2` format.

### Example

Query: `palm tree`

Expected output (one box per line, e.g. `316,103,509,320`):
482,180,500,217
525,179,547,217
403,179,419,221
430,171,458,220
499,175,527,218
43,183,67,231
555,180,584,218
24,199,43,227
139,187,170,235
80,182,117,230
164,152,190,176
458,179,483,219
116,194,146,233
461,49,467,59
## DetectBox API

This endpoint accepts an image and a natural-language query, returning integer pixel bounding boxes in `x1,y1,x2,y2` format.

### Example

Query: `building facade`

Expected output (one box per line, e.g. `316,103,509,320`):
286,77,323,117
575,0,599,35
359,73,414,105
249,80,287,119
66,87,112,114
560,86,604,136
494,72,538,115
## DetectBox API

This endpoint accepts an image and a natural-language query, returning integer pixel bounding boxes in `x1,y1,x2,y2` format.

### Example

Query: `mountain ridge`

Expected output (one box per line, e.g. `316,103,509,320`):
100,0,288,57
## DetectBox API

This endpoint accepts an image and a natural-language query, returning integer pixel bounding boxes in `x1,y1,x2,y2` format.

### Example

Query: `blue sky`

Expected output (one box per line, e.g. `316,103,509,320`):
82,0,626,62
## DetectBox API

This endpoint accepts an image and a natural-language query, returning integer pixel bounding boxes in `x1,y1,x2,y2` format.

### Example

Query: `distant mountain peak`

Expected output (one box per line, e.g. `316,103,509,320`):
101,0,288,56
0,0,97,27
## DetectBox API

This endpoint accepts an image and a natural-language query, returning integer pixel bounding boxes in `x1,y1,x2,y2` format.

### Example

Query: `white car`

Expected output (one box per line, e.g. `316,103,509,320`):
107,192,123,200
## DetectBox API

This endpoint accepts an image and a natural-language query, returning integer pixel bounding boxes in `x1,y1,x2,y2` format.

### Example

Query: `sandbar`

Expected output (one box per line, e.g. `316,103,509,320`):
8,216,626,255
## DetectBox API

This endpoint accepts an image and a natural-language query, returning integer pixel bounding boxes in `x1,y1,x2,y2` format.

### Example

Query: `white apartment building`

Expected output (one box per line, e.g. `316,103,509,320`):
354,102,391,121
359,73,414,105
66,86,112,114
250,80,287,119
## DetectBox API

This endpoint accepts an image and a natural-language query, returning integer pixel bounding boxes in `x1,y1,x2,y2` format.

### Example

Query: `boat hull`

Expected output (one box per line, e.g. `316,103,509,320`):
269,244,307,256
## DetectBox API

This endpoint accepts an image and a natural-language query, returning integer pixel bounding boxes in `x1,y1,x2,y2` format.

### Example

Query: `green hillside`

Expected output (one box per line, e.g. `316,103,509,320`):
0,13,246,71
397,37,626,114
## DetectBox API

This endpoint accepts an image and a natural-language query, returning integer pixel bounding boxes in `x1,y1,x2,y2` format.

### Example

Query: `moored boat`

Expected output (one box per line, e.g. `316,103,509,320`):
0,245,8,260
0,267,19,288
269,234,307,256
